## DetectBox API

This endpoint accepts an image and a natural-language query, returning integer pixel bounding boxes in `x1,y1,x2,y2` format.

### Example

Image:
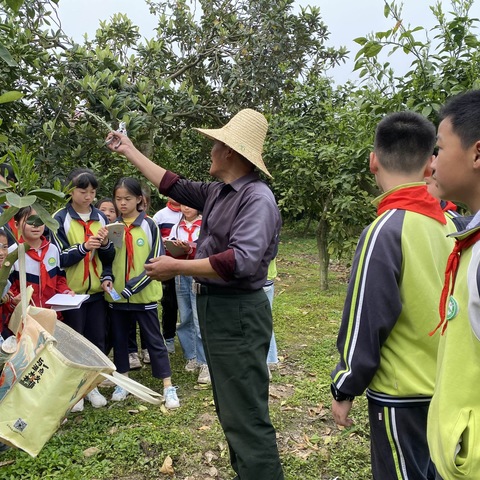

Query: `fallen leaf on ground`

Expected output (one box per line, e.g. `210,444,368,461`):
208,466,218,477
83,447,100,457
159,455,174,475
308,404,328,418
204,450,218,464
194,384,210,390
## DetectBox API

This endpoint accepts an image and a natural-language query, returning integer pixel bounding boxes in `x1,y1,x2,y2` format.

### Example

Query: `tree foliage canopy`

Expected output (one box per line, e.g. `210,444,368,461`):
0,0,347,204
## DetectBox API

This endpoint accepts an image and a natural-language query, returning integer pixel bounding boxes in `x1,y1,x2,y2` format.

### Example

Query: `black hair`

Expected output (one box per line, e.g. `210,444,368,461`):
0,163,16,183
96,197,114,208
0,228,7,239
96,197,118,220
13,206,34,222
439,90,480,149
68,168,99,190
374,111,436,173
113,177,143,212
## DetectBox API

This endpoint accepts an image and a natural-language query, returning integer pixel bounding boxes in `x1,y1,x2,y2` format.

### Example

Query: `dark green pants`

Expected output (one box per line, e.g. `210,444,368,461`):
197,289,284,480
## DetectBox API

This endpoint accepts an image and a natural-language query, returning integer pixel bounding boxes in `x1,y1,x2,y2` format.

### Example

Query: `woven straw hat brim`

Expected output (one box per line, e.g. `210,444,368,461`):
193,109,272,178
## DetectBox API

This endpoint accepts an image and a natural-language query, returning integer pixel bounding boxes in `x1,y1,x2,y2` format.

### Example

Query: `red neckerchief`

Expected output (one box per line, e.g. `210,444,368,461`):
77,219,100,283
8,217,18,240
124,224,136,280
179,218,202,242
22,237,56,291
377,185,447,225
430,228,480,336
442,200,458,212
167,201,181,213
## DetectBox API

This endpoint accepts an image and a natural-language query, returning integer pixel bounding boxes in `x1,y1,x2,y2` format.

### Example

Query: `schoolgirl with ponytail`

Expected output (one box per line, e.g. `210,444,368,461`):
105,177,179,409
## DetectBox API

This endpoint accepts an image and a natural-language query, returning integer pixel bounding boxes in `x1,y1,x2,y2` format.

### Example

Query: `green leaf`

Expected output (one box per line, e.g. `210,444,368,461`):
5,192,37,208
464,34,479,48
353,37,368,46
364,42,383,58
32,201,59,233
25,214,44,227
0,91,23,104
6,0,25,13
0,205,18,227
421,105,432,117
384,3,390,17
0,43,17,67
28,189,65,202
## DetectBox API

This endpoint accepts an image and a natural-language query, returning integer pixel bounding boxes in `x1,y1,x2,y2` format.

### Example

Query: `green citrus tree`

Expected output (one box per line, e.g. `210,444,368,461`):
267,76,379,289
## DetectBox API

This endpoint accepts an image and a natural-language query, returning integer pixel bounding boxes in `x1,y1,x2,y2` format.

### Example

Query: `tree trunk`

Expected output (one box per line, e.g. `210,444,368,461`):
138,122,155,159
316,217,330,291
303,213,313,235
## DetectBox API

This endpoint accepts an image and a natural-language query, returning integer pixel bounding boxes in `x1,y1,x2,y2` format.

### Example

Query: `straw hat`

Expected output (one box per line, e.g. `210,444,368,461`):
193,109,272,178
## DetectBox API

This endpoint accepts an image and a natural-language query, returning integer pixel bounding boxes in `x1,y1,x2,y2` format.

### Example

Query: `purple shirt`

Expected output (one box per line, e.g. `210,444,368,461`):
159,170,281,290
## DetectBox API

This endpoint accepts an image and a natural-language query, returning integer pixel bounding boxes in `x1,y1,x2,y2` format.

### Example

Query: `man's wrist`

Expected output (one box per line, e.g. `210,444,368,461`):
330,383,354,402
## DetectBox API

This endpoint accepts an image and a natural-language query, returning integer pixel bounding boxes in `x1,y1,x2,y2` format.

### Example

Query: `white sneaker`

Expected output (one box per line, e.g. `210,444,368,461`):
185,358,199,372
129,352,142,370
71,398,84,413
142,349,151,364
197,364,211,384
111,385,129,402
86,387,107,408
164,386,180,409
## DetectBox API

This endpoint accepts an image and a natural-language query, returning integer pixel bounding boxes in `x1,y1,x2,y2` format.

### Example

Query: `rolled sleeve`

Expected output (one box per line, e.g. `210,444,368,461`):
209,249,236,281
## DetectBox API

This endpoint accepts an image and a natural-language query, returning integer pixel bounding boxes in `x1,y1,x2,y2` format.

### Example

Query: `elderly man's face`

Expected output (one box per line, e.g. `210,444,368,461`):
209,141,229,179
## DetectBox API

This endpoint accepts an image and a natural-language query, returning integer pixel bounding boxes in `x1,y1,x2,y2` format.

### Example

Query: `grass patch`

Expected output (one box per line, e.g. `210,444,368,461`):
0,231,370,479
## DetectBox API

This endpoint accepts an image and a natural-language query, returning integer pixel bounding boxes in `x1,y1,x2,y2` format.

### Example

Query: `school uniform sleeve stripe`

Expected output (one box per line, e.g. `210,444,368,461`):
332,209,403,395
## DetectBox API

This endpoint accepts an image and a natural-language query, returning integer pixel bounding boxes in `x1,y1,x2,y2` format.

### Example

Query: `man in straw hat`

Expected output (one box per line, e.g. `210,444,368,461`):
106,109,283,480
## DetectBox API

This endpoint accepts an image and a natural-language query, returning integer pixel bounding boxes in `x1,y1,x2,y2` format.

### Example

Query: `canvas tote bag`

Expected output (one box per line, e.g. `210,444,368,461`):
0,245,161,457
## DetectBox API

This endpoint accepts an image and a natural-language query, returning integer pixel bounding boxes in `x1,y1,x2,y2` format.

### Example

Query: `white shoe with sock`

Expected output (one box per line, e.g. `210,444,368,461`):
164,386,180,409
86,387,107,408
71,398,84,413
111,385,129,402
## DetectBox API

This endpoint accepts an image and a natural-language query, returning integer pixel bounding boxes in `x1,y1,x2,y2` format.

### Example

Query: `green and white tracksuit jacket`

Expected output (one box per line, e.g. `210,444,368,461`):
331,184,456,406
428,223,480,479
52,203,114,300
106,211,163,310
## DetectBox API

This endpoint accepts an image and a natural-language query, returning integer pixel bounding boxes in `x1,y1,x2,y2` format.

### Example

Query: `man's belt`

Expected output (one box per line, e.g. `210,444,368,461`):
192,280,257,296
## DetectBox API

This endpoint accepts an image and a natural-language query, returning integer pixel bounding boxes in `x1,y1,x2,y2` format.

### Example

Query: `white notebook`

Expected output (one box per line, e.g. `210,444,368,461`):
45,294,90,311
106,222,125,248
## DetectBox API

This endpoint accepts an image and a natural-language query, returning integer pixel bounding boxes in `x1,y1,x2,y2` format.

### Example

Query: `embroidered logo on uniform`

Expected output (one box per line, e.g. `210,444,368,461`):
48,257,56,266
136,238,145,246
447,295,459,321
14,418,27,432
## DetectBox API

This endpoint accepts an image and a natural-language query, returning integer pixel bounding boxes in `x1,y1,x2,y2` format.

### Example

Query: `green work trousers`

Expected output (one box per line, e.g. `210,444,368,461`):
197,289,284,480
